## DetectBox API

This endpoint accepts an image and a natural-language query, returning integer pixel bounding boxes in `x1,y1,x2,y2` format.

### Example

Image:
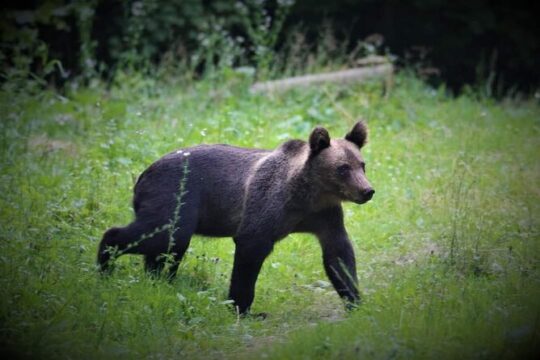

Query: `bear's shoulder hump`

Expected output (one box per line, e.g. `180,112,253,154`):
280,139,306,155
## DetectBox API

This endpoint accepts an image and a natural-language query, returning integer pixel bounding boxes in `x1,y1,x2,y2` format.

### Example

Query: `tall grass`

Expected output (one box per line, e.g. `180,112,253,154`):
1,70,538,358
1,12,539,355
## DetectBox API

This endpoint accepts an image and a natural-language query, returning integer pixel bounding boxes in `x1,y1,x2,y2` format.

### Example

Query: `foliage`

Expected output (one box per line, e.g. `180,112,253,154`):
1,0,296,87
0,69,539,358
2,0,538,94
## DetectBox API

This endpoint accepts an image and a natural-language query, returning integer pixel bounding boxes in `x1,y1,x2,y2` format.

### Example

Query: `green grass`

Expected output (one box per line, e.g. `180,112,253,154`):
0,73,539,359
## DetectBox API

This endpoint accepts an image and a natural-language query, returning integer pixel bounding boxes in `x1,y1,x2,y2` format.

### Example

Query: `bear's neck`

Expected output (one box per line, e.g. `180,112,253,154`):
288,168,341,213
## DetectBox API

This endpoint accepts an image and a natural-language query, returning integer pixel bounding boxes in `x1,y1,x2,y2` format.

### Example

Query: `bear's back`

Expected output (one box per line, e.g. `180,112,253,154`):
133,144,272,237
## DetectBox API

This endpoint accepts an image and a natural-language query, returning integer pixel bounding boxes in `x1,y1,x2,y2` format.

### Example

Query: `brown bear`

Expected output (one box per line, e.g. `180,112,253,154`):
98,121,374,314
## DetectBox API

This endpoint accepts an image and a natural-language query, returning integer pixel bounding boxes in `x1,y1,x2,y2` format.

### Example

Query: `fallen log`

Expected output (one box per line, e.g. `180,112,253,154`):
250,59,393,94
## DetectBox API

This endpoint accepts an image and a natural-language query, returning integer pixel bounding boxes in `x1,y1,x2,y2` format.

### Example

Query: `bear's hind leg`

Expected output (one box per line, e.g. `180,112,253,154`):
143,234,191,279
229,237,274,314
142,235,191,279
163,212,199,279
142,199,199,279
144,253,165,275
97,221,152,273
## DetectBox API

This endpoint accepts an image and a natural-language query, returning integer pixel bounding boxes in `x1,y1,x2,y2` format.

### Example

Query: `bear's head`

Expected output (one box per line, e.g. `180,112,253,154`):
307,120,375,205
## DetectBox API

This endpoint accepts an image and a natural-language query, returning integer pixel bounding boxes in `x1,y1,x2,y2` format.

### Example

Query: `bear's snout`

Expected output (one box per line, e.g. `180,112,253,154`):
362,188,375,201
351,187,374,204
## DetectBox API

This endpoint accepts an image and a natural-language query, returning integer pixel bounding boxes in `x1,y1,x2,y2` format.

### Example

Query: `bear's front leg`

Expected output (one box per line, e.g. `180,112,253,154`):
319,230,360,307
312,207,360,307
228,237,274,314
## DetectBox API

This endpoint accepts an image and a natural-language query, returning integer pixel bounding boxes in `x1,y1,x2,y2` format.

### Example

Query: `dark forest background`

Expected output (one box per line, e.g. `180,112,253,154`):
1,0,539,95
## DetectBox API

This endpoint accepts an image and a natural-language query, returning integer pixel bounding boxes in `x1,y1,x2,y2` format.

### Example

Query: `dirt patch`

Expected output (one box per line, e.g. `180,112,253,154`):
28,134,77,156
394,242,444,266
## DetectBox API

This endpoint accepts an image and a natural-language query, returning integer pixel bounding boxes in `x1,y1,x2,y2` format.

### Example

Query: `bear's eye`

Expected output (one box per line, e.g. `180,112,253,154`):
361,162,366,173
337,164,351,177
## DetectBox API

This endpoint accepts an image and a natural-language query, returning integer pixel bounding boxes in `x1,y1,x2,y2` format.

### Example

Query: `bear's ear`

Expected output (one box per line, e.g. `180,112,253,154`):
345,120,368,149
309,126,331,154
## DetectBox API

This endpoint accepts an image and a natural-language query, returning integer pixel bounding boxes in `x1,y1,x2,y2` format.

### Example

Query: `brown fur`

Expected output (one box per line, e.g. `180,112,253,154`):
98,121,374,314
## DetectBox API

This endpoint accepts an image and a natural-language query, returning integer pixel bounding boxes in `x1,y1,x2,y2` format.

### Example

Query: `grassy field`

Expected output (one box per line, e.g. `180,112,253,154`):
0,73,539,359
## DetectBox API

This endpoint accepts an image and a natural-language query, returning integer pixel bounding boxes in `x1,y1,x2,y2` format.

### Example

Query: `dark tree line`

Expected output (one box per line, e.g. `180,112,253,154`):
1,0,538,94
